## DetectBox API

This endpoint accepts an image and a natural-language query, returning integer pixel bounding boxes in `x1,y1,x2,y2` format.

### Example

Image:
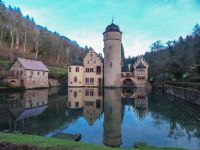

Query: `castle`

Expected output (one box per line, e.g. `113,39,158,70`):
68,22,148,87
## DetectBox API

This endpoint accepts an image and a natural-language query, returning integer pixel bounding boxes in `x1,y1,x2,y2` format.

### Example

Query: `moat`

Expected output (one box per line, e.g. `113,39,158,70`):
0,87,200,149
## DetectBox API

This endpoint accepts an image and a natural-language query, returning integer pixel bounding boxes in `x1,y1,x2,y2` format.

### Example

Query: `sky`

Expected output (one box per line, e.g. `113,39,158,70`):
3,0,200,57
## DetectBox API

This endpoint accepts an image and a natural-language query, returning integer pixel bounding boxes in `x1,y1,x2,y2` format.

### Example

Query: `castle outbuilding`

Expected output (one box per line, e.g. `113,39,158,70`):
6,58,49,89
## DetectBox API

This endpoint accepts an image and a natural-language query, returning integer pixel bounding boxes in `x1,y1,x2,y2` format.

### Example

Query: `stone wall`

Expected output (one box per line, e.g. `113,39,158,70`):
164,84,200,105
49,78,61,87
68,66,84,87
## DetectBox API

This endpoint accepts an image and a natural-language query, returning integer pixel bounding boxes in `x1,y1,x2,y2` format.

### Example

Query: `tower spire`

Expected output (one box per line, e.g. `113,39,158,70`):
112,16,114,24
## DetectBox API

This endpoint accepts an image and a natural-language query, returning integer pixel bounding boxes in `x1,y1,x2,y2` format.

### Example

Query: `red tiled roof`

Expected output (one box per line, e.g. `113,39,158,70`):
17,58,49,71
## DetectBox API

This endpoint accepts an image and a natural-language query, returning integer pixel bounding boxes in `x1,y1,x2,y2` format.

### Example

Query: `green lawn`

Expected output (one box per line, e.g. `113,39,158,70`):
49,66,68,79
0,133,185,150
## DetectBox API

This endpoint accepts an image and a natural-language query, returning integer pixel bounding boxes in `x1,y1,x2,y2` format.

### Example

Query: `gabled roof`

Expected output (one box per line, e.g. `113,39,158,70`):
68,57,83,66
16,58,49,71
136,62,146,69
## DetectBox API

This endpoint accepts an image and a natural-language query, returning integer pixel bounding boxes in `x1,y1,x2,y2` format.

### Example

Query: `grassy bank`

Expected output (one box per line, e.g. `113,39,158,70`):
0,133,184,150
0,59,12,70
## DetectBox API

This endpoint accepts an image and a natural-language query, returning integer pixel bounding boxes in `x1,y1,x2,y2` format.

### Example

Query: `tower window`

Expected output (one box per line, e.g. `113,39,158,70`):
76,67,79,72
74,76,77,82
74,92,77,98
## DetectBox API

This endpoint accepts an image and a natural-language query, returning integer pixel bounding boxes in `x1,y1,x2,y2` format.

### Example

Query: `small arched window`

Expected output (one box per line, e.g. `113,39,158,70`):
74,91,77,98
74,76,77,82
110,62,112,67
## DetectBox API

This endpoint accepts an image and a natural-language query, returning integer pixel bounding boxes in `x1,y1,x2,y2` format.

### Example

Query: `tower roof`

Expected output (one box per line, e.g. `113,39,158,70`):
104,20,121,33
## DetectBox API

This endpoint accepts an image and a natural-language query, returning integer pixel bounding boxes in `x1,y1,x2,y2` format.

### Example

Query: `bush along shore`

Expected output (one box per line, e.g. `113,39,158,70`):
0,133,185,150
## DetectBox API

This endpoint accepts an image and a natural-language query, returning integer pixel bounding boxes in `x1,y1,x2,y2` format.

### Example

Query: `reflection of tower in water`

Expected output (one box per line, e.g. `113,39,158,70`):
103,88,122,147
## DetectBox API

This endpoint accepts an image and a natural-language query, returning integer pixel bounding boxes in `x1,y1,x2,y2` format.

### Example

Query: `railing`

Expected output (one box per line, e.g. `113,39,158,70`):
165,81,200,91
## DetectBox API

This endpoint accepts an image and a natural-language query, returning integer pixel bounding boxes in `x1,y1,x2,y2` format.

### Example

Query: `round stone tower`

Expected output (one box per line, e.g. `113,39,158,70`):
103,21,122,87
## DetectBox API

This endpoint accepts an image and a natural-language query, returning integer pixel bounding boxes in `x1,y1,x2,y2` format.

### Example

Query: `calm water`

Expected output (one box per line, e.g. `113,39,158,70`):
0,87,200,149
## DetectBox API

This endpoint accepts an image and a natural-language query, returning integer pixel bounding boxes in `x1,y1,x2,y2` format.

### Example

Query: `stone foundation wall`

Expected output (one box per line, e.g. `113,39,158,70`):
164,84,200,105
49,78,61,87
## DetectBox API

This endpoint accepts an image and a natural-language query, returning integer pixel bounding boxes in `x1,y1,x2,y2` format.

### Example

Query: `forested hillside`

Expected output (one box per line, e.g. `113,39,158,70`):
0,0,87,67
125,24,200,81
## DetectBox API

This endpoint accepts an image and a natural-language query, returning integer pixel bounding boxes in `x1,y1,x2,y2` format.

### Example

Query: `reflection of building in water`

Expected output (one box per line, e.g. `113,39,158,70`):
134,89,149,120
67,88,84,109
121,88,134,98
8,89,48,122
83,88,103,126
103,89,122,147
121,88,150,120
67,88,103,126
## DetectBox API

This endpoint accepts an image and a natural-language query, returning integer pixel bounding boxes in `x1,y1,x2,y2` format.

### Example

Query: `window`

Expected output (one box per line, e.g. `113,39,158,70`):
98,78,102,86
90,90,94,96
74,76,77,82
90,68,93,72
69,67,71,72
85,101,93,106
98,88,102,96
68,101,71,107
74,91,77,98
90,78,94,84
43,72,45,76
93,60,96,64
21,71,23,75
110,62,112,67
86,68,89,72
76,67,79,72
75,102,79,108
87,61,89,64
85,90,89,96
38,72,40,75
85,78,89,84
109,46,112,49
90,53,93,57
96,66,101,74
31,71,33,75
